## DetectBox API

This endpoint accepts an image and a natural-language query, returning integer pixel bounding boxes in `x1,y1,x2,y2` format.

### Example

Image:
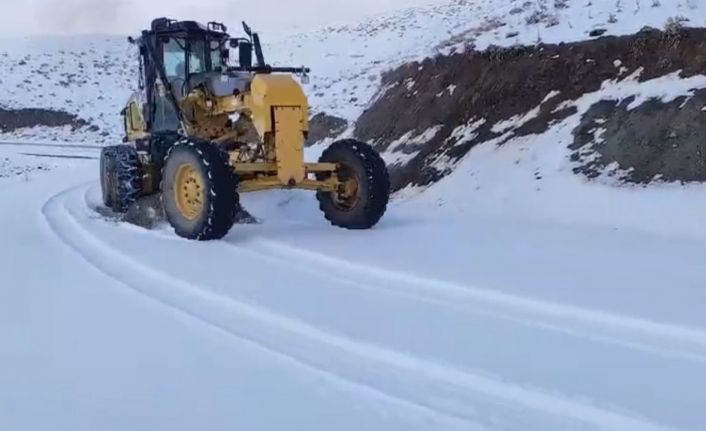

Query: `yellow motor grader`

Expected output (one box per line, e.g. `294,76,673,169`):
100,18,390,240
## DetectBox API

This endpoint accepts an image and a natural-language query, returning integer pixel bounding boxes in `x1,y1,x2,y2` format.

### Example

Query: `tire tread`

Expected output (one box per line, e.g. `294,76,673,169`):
317,139,390,229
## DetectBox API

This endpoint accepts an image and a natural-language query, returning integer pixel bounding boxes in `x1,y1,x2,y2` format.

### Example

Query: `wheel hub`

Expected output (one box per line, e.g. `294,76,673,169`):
334,166,361,211
174,164,205,220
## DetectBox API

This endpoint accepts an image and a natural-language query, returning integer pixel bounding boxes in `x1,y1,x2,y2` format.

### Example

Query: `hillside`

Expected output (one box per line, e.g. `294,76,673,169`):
0,35,133,143
360,27,706,189
2,0,705,145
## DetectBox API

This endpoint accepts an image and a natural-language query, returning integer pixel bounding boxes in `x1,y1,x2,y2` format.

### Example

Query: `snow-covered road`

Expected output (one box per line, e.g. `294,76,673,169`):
1,143,705,431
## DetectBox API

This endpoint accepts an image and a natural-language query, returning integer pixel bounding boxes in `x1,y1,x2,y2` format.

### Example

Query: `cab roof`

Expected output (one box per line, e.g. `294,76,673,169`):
148,18,230,39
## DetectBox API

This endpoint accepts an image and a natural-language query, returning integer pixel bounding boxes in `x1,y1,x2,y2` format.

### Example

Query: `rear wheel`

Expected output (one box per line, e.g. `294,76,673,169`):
100,147,117,208
317,139,390,229
99,145,142,213
161,138,239,241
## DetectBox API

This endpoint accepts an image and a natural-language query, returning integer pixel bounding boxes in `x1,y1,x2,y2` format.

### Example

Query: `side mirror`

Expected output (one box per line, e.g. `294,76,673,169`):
238,41,253,69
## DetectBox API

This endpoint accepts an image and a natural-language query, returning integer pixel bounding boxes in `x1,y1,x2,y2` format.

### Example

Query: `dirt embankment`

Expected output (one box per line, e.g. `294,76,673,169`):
355,27,706,190
308,113,348,145
0,107,89,132
571,90,706,183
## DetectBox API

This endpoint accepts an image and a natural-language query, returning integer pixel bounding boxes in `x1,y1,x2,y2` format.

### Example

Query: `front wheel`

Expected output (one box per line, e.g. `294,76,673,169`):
161,138,240,241
317,139,390,229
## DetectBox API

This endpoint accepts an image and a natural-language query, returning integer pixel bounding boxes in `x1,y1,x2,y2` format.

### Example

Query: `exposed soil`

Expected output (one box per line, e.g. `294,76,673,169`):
308,112,348,145
0,107,89,132
571,90,706,183
355,26,706,190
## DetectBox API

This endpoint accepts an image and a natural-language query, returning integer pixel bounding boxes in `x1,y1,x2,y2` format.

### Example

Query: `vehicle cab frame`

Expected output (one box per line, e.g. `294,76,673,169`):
130,18,231,134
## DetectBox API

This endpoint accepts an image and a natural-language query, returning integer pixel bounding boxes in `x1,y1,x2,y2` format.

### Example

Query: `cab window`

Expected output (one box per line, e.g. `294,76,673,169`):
163,38,186,79
210,41,225,71
189,40,207,74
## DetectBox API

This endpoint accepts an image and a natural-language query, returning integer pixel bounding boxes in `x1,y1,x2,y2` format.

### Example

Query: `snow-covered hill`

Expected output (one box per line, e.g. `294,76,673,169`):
0,35,134,143
1,0,705,144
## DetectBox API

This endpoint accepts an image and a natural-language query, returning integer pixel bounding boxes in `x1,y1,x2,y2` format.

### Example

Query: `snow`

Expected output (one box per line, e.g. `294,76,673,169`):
542,90,561,103
382,125,443,166
0,35,135,144
491,104,542,134
447,118,486,147
2,136,706,430
2,0,706,430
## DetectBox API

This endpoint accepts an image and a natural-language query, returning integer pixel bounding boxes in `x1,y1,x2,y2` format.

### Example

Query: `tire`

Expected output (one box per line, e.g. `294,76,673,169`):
100,146,117,208
161,137,239,241
317,139,390,229
99,145,142,213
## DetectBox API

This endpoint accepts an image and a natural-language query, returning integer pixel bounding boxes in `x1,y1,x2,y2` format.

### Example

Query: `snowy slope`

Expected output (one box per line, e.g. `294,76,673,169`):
0,35,135,143
283,0,706,122
1,0,705,143
394,69,706,237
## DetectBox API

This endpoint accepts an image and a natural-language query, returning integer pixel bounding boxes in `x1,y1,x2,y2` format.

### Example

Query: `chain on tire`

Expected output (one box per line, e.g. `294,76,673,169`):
161,138,240,241
100,145,142,213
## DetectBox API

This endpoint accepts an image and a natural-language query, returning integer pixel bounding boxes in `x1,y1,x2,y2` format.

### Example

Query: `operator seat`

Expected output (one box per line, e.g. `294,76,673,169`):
168,60,187,100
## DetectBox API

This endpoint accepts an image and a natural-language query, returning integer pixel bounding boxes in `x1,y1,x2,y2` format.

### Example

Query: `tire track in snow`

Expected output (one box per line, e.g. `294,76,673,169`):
215,239,706,364
0,141,103,150
118,200,706,363
41,184,475,431
240,238,706,361
41,184,682,431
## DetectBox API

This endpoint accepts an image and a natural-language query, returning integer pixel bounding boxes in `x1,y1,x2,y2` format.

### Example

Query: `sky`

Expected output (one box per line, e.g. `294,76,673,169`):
0,0,438,38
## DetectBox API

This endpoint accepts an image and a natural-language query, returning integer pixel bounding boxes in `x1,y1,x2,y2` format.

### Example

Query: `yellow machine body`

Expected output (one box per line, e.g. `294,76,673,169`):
123,95,148,143
124,73,339,194
246,75,309,187
108,19,389,241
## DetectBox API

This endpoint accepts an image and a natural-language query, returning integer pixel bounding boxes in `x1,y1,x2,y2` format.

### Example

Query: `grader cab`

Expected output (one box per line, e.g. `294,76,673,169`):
100,18,390,240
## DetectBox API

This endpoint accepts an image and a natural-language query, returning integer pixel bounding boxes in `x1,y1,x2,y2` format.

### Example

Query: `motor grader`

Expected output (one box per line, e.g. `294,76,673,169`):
100,18,390,240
